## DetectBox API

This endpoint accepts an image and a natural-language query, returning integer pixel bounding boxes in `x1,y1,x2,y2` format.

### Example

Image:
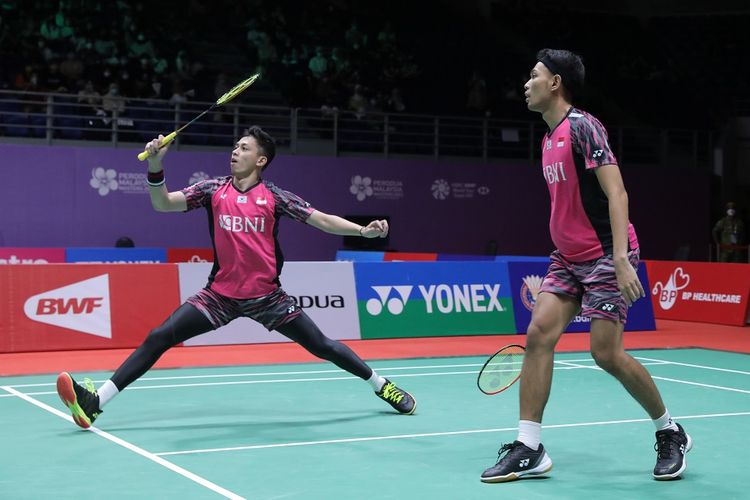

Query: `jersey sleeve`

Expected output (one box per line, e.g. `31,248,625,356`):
269,183,315,223
181,179,218,211
571,114,618,170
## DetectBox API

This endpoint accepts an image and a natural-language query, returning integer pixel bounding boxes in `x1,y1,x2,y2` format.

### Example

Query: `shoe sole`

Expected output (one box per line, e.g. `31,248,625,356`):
56,372,92,429
653,434,693,480
481,452,553,483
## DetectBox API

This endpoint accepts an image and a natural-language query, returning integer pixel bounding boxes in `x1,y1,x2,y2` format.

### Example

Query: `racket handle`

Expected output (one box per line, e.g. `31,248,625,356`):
137,131,178,161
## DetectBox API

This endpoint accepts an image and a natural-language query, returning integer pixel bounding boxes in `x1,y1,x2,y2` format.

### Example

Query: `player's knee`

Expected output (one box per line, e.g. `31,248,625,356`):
306,337,337,359
526,322,556,352
591,348,622,373
143,327,175,352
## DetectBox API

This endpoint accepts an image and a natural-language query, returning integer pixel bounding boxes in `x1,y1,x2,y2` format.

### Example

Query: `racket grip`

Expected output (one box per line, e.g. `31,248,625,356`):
137,131,177,161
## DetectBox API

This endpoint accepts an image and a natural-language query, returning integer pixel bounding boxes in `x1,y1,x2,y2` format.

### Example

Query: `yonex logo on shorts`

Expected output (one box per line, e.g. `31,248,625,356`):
599,303,616,312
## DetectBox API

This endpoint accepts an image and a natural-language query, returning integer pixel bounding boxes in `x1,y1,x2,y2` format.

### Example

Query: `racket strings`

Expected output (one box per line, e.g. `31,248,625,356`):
477,346,524,395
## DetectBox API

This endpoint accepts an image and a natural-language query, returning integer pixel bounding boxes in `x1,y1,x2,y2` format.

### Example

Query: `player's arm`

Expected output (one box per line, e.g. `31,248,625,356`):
306,210,389,238
144,135,187,212
595,164,645,305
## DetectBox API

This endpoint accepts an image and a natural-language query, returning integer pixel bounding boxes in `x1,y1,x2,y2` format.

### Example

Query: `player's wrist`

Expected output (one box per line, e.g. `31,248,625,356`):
147,169,165,187
359,226,365,237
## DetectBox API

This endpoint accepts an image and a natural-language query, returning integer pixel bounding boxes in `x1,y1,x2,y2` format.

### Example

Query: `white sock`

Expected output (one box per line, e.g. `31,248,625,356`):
653,410,678,431
517,420,542,450
97,380,120,408
367,371,387,392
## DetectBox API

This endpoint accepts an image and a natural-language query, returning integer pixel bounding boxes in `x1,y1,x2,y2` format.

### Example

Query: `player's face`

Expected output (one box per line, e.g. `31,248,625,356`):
524,62,555,112
231,136,267,176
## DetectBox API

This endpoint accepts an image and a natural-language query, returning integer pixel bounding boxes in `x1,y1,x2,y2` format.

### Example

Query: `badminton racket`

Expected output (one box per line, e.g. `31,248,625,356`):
137,73,260,161
477,344,525,395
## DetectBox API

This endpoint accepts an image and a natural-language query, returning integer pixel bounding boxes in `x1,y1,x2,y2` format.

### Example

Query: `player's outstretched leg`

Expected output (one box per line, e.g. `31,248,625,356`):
375,379,416,415
480,441,553,483
56,372,102,429
653,423,692,480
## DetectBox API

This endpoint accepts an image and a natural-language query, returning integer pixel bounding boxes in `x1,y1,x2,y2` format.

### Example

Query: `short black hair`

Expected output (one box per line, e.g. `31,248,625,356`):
242,125,276,169
536,48,585,101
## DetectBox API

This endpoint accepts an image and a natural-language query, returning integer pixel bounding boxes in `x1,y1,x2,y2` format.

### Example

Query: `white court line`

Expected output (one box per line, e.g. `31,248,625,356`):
0,362,669,398
556,358,750,395
0,386,245,500
652,376,750,395
635,356,750,376
154,410,750,456
5,357,601,388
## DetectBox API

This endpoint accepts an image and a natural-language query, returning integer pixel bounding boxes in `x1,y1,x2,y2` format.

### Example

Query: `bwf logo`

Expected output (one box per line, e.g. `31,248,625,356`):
23,274,112,338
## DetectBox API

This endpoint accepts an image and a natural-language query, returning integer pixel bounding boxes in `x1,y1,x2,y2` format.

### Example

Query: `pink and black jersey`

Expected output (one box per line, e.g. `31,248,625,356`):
541,107,638,262
181,177,315,299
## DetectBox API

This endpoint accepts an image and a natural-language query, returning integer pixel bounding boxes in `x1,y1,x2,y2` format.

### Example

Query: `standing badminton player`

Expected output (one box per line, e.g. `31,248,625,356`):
56,125,416,429
480,49,691,483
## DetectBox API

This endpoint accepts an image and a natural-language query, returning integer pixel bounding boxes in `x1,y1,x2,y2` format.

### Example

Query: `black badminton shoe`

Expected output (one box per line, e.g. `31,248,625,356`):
375,379,416,415
653,423,692,480
481,441,553,483
56,372,102,429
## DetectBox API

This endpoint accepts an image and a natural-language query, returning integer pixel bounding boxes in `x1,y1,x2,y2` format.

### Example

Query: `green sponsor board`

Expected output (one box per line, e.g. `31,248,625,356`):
358,297,516,339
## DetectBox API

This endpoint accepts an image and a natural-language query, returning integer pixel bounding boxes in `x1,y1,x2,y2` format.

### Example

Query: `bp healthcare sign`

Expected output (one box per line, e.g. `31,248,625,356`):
354,261,516,338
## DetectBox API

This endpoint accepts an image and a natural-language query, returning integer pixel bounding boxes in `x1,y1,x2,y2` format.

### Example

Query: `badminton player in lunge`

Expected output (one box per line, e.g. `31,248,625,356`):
480,49,691,483
56,125,416,428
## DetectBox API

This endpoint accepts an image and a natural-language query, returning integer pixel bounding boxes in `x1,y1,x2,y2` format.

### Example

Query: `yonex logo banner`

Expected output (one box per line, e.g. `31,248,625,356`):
507,260,656,333
354,262,516,339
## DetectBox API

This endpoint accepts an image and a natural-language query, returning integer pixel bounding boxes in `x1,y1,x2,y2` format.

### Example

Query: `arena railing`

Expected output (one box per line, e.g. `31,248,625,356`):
0,89,713,168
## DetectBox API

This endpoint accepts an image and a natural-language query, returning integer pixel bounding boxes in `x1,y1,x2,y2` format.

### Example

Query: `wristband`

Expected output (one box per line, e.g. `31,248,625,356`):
147,170,165,186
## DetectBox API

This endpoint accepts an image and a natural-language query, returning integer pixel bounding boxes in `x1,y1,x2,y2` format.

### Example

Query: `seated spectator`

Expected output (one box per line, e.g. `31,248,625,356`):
102,82,126,116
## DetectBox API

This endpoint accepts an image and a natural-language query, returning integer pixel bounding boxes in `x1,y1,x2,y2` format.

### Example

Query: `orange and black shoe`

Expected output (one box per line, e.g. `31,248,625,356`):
56,372,102,429
375,379,416,415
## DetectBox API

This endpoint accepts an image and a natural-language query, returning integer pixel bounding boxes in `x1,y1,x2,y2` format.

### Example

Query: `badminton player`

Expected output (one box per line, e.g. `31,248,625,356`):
56,125,416,428
480,49,691,483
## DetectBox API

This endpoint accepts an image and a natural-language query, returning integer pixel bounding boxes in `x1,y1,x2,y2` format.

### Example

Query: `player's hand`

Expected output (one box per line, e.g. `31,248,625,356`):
144,135,170,165
360,219,389,238
615,258,645,306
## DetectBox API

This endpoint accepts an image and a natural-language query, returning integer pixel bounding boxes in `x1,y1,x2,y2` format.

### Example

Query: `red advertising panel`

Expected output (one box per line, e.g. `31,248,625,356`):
383,252,438,261
0,248,66,264
645,260,750,326
167,248,214,263
0,264,180,353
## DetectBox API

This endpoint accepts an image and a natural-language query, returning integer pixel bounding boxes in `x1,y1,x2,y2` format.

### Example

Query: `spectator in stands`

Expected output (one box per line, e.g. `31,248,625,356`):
308,46,328,80
348,84,367,119
713,201,746,262
77,80,101,108
101,82,126,116
59,51,84,85
376,21,397,51
345,20,367,52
